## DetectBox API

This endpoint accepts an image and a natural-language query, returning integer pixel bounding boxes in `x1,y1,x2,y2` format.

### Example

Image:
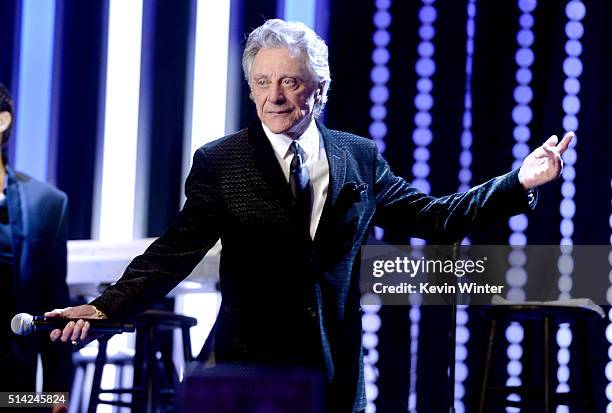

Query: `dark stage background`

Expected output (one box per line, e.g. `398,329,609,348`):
1,0,611,411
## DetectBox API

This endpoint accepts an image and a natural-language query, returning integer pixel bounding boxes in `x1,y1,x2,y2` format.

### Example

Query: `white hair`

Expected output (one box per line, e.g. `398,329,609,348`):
242,19,331,117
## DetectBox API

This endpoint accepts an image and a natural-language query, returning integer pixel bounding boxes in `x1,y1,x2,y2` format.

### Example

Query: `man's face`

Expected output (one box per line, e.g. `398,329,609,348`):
250,47,322,138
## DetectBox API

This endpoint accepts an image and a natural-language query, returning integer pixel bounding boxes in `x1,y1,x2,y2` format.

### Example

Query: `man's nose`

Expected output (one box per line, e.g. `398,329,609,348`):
268,83,285,103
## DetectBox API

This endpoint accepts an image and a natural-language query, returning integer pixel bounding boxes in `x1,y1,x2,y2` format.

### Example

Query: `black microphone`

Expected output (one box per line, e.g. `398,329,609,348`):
10,313,135,336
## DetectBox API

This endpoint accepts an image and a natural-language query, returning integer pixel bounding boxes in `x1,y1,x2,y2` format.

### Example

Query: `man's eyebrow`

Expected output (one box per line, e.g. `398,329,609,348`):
252,73,303,80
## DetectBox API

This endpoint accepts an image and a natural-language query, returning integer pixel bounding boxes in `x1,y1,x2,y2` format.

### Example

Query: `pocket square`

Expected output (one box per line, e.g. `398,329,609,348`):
338,182,368,205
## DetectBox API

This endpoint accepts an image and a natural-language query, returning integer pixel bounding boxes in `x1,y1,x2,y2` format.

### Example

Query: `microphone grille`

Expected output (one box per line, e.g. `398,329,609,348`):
11,313,34,336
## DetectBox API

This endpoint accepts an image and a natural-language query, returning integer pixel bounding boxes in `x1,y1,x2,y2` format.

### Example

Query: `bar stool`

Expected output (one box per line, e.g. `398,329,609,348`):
87,310,197,413
478,305,600,413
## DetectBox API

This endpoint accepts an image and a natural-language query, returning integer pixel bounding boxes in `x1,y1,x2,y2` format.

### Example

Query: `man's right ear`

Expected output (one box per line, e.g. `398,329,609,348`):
0,112,12,135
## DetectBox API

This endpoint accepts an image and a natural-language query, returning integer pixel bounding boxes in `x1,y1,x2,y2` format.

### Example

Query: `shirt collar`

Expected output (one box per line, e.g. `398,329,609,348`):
261,118,320,162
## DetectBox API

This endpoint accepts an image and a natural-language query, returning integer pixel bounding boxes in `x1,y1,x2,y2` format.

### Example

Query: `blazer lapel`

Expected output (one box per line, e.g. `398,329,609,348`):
314,122,347,243
247,120,295,212
319,123,347,207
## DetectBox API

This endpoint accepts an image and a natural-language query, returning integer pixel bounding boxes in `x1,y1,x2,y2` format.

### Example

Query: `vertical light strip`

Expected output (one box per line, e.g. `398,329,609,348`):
97,0,144,242
13,0,56,181
458,0,476,195
362,297,382,413
282,0,317,29
453,2,478,412
364,1,391,411
453,308,469,413
410,0,436,198
607,178,612,409
187,0,231,161
408,1,437,411
505,0,537,409
407,305,420,413
556,2,585,408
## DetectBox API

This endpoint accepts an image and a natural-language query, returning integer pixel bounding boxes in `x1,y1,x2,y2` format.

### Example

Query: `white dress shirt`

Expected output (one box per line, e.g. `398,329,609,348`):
262,119,329,239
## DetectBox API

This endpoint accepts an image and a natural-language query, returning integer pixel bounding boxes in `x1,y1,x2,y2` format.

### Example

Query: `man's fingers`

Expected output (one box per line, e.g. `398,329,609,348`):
50,329,62,342
50,319,92,344
556,131,574,153
60,321,76,342
534,146,550,159
46,305,103,345
543,135,558,147
70,319,85,341
81,321,91,341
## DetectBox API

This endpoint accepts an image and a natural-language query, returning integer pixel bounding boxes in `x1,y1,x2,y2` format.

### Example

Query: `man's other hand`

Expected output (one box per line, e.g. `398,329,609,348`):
518,131,574,190
45,305,107,345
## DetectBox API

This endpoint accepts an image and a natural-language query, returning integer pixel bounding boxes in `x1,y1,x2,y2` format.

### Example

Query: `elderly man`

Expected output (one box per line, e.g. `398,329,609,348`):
48,19,572,412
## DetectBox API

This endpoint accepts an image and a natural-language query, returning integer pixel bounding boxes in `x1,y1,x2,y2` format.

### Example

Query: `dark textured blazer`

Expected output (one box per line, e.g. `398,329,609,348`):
92,120,533,412
2,166,71,392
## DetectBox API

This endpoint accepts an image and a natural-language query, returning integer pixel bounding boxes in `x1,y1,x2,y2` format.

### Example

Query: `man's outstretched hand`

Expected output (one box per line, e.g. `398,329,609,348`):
45,305,107,346
518,131,574,190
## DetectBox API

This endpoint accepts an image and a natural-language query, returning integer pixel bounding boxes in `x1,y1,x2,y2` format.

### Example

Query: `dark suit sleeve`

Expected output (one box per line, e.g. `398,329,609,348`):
91,148,222,318
373,151,536,243
39,193,73,392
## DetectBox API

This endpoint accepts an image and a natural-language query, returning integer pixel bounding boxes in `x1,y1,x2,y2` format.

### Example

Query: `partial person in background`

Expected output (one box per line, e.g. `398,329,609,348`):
0,83,71,412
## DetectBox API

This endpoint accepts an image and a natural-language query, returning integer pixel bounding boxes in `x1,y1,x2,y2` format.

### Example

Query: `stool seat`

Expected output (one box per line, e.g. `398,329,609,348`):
478,304,599,413
136,309,198,326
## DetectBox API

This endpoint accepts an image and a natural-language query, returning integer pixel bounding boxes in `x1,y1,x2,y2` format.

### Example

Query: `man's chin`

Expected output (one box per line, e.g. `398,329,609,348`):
263,121,292,135
262,117,311,137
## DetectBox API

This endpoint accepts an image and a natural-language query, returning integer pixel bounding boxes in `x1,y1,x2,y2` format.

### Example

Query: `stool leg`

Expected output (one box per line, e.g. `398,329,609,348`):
479,319,496,413
543,317,552,413
144,323,159,413
88,340,109,413
134,327,145,411
182,326,193,362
